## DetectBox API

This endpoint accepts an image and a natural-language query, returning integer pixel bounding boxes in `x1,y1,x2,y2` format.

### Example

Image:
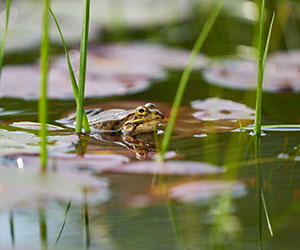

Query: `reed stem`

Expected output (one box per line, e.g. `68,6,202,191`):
48,7,91,133
0,0,11,81
75,0,90,134
157,0,224,161
39,0,51,169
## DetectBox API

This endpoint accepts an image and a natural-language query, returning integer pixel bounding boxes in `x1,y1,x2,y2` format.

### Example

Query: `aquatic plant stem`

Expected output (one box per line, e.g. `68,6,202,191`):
157,0,223,161
39,0,51,169
48,7,91,133
263,12,276,68
82,192,90,250
75,0,90,134
255,135,263,250
254,0,275,135
39,207,48,250
0,0,11,81
254,0,265,136
9,210,15,247
55,200,72,246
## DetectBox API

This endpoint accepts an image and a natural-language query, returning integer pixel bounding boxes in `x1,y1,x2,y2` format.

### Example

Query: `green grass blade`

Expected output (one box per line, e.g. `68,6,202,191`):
255,2,275,135
55,200,72,246
75,0,90,134
263,12,276,68
9,210,15,247
39,207,48,250
82,192,90,250
0,0,11,80
261,190,273,236
39,0,51,169
254,0,265,136
157,0,224,161
48,7,91,133
255,135,263,250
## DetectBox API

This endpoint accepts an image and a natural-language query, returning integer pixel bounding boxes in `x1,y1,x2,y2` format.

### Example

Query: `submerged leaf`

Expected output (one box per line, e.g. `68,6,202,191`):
203,50,300,92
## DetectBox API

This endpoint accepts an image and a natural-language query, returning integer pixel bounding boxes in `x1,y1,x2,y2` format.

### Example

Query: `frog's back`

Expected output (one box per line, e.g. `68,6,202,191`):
89,109,133,131
57,108,132,132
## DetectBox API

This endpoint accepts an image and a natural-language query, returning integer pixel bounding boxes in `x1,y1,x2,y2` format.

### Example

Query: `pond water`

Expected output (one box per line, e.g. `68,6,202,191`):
1,1,300,250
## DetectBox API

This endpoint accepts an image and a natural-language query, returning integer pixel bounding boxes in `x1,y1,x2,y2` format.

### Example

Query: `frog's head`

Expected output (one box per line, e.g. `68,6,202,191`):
122,103,164,134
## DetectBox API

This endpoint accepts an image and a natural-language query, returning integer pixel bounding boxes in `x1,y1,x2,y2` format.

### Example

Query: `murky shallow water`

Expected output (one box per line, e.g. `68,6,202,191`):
1,66,300,250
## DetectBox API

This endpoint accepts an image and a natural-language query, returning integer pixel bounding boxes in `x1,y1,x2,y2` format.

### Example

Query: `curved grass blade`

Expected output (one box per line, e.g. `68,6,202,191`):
0,0,11,81
39,0,51,169
75,0,90,134
263,12,276,68
55,200,72,246
157,0,224,162
48,7,91,133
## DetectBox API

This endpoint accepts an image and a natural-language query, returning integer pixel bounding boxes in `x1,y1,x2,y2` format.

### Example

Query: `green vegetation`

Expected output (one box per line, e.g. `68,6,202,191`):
75,0,91,134
157,0,224,161
39,0,51,169
0,0,11,80
48,7,91,133
254,0,275,135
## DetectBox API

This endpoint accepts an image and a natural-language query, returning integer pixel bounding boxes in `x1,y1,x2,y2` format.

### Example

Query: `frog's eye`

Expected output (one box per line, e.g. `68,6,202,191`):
136,106,148,116
145,103,157,109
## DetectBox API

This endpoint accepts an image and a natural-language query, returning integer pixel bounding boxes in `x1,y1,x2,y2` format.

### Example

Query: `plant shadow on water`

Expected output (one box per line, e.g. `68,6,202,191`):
1,0,300,250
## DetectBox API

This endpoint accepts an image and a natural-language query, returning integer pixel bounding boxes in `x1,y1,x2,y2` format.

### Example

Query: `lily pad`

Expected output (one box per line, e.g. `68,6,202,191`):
173,98,255,137
0,166,110,208
203,50,300,92
168,180,246,204
6,153,129,174
10,121,66,131
0,65,150,99
0,128,78,156
85,43,208,71
191,98,255,121
0,1,99,53
104,161,224,176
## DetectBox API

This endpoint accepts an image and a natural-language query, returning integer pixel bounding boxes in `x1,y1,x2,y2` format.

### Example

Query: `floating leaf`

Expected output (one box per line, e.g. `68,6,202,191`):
191,98,255,121
10,121,66,131
0,166,110,208
172,98,255,137
7,153,129,173
0,65,150,99
203,50,300,92
0,1,99,53
104,161,224,175
168,180,246,204
0,128,78,156
85,43,208,71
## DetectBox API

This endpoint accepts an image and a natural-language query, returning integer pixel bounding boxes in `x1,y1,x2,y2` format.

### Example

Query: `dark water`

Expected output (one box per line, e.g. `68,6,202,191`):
1,2,300,250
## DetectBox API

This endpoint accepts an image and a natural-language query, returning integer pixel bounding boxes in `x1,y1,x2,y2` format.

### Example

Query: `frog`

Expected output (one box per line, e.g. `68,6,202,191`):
58,103,164,135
